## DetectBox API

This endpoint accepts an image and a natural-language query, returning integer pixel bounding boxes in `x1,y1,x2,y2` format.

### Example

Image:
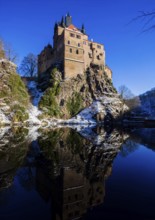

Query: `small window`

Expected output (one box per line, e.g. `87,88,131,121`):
97,55,100,60
97,45,101,49
70,48,72,53
78,43,80,47
76,35,81,39
68,40,70,44
70,33,75,37
76,49,79,54
88,53,92,58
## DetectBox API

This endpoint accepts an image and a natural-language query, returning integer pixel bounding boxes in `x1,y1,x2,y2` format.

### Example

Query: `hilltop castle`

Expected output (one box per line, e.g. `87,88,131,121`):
38,14,112,79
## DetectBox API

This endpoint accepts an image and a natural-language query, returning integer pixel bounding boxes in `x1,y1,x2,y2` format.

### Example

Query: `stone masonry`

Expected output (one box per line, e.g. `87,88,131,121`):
38,13,112,79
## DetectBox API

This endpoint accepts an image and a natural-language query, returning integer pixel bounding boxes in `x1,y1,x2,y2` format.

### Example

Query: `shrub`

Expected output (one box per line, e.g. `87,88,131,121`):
66,92,83,117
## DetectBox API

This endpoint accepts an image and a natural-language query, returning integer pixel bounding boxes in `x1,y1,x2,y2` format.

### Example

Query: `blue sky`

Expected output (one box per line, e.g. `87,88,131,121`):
0,0,155,95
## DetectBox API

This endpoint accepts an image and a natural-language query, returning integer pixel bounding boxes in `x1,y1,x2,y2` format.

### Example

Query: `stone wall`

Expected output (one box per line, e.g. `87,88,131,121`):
38,20,109,79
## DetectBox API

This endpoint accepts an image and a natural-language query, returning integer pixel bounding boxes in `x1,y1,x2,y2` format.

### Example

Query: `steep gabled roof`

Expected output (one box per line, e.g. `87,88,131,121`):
67,24,79,31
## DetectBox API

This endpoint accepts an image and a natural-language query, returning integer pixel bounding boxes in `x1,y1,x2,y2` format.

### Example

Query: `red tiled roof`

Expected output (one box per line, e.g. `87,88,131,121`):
67,24,78,31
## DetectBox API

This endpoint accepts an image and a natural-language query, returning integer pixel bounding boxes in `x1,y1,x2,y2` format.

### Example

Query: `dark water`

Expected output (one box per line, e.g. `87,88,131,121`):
0,126,155,220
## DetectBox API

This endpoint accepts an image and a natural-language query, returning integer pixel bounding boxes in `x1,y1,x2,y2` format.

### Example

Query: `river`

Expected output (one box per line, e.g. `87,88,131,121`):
0,126,155,220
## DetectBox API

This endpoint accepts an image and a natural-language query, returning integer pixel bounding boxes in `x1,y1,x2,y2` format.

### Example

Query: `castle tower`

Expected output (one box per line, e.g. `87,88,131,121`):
65,13,72,27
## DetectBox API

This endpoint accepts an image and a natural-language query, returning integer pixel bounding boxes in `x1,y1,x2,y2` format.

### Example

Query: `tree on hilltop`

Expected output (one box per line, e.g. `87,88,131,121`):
0,38,18,62
5,42,18,62
0,39,5,59
19,53,37,77
118,85,140,110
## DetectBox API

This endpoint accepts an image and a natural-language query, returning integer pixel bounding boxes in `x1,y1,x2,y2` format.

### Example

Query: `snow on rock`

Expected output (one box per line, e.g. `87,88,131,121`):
65,95,126,124
0,110,11,125
27,126,41,142
27,81,43,106
0,127,10,140
27,105,42,125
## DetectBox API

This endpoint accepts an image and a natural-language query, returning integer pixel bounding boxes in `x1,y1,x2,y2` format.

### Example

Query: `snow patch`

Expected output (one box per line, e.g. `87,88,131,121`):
27,105,42,125
0,110,11,125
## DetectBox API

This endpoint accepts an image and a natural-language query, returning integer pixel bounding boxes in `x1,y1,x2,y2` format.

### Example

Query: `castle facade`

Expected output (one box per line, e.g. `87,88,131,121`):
38,14,112,79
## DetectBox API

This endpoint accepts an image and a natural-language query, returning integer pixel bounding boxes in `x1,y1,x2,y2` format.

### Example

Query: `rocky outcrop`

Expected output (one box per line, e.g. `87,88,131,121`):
38,65,126,120
0,59,29,125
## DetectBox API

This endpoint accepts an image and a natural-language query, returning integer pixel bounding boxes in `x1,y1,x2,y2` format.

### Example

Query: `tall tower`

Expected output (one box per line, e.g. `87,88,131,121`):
65,13,72,27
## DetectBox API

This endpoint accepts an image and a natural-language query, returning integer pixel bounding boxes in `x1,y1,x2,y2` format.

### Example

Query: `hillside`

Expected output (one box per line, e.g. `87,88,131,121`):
0,59,29,124
137,88,155,117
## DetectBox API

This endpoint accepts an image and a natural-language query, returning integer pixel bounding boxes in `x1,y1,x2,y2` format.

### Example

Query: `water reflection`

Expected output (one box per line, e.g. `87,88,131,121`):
36,128,128,220
0,127,29,190
0,126,155,219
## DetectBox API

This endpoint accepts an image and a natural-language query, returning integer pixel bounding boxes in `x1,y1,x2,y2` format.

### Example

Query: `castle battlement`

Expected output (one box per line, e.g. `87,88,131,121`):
38,14,112,79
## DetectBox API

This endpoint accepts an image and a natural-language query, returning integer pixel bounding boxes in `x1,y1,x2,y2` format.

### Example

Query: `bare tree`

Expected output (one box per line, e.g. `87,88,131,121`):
19,53,37,77
5,42,18,62
118,85,134,100
0,39,5,59
0,38,18,62
118,85,140,110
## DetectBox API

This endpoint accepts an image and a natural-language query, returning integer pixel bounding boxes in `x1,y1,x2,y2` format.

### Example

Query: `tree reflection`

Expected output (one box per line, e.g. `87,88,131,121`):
35,127,128,220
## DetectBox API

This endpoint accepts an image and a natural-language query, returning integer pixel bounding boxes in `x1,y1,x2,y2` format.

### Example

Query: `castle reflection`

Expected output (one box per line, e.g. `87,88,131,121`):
35,127,128,220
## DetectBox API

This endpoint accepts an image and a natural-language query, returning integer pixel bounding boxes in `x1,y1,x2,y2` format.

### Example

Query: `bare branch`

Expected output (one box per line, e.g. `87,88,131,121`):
129,10,155,32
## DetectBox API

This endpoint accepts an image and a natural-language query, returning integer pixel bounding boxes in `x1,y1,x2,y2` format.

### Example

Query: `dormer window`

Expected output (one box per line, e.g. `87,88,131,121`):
70,33,75,37
76,35,81,39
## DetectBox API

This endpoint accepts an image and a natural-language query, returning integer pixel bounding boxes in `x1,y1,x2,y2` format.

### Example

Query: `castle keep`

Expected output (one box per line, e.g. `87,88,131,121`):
38,14,112,79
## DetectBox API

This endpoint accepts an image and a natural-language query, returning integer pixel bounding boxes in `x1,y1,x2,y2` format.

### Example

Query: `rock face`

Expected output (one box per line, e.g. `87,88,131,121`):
39,65,126,120
0,59,29,124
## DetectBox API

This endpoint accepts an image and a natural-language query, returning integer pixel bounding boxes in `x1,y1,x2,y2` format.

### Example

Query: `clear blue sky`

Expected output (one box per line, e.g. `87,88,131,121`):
0,0,155,95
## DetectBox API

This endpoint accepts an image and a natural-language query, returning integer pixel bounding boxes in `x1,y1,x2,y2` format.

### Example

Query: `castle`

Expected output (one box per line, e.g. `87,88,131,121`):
38,13,112,79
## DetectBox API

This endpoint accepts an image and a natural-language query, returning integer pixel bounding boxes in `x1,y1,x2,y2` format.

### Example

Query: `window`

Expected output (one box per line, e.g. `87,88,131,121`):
78,43,80,47
88,53,92,58
70,33,75,37
97,45,101,49
97,55,100,60
76,35,81,39
83,41,86,45
70,48,72,53
68,40,70,44
76,49,79,54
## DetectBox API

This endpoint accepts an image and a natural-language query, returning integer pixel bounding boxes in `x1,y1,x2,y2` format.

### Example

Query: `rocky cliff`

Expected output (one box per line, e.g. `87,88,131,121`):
38,65,127,120
0,59,29,124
